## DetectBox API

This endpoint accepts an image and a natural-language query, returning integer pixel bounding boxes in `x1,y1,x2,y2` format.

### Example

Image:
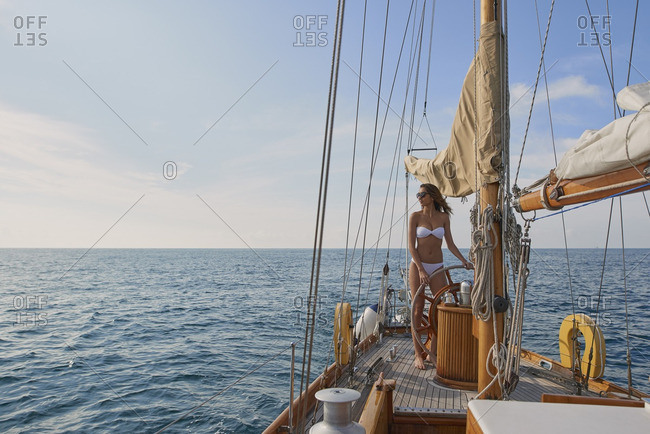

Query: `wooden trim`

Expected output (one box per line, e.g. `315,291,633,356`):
581,376,650,399
262,362,345,433
541,393,645,407
392,415,467,427
433,375,478,391
358,377,396,434
519,349,574,378
520,349,650,399
515,162,650,212
263,331,382,433
465,407,484,434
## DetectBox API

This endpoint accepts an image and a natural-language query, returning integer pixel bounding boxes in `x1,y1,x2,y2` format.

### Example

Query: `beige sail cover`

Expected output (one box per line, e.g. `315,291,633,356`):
554,81,650,180
404,21,505,197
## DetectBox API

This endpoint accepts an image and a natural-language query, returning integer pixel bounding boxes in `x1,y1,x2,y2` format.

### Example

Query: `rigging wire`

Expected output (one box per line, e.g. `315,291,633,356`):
583,0,622,119
406,0,427,154
352,0,391,357
341,0,369,305
513,0,555,189
606,0,616,119
422,0,436,112
297,0,346,429
363,0,425,309
338,0,369,376
532,0,558,168
531,0,578,334
472,0,478,198
622,0,649,221
154,341,297,433
594,199,614,328
420,0,439,150
390,0,437,262
623,0,640,113
346,0,417,329
335,2,432,359
620,197,633,397
501,0,512,334
368,0,435,312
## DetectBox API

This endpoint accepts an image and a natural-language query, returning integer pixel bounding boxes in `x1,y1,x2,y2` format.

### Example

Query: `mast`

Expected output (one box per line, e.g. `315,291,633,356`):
477,0,504,399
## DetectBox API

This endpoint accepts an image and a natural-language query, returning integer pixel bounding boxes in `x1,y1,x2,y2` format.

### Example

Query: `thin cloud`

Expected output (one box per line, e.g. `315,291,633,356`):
546,75,600,100
510,74,602,119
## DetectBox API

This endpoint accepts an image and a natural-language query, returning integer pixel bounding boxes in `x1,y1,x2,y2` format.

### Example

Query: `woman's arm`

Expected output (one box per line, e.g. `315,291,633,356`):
443,214,473,269
408,212,430,283
408,212,422,267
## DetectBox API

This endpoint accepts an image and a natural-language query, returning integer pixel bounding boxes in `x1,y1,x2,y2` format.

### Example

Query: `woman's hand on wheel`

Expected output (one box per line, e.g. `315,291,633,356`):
419,269,429,285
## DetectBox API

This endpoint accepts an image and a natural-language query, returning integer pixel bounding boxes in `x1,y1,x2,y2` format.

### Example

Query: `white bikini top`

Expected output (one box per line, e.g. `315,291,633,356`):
416,226,444,239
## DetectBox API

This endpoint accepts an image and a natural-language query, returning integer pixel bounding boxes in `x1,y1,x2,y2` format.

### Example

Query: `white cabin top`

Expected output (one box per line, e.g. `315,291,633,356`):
468,399,650,434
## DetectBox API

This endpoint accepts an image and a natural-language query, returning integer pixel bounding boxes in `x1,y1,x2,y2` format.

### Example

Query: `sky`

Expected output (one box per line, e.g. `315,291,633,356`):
0,0,648,249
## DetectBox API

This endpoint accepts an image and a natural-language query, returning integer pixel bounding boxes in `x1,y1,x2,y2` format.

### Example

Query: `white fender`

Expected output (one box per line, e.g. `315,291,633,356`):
354,305,378,342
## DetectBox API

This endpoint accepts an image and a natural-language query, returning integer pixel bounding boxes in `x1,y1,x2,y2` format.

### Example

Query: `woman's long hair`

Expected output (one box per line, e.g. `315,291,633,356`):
421,184,453,215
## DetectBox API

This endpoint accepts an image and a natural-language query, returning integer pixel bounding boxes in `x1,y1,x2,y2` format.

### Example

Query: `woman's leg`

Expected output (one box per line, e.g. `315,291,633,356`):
409,261,426,369
426,270,448,364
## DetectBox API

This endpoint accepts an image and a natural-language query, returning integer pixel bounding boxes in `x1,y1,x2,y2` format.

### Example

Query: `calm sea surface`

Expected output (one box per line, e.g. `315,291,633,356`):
1,248,648,432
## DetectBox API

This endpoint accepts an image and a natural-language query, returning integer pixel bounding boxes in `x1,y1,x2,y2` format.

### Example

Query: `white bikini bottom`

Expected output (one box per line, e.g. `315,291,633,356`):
413,260,444,276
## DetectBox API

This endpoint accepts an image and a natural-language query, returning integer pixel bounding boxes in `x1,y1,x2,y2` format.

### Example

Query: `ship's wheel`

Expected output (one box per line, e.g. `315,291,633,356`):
411,265,464,362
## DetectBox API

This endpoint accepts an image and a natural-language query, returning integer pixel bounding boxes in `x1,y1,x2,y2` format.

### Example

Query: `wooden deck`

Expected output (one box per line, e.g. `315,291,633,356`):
329,331,593,422
293,329,627,433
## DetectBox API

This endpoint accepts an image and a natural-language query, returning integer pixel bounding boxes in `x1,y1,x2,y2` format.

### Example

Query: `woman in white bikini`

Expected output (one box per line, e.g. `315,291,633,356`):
408,183,472,370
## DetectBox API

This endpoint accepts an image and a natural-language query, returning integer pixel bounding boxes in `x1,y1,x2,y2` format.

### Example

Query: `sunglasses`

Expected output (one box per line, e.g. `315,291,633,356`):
416,192,428,199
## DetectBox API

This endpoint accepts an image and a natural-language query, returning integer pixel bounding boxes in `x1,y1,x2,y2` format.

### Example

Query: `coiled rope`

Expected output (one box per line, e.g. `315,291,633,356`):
470,206,497,321
471,205,508,398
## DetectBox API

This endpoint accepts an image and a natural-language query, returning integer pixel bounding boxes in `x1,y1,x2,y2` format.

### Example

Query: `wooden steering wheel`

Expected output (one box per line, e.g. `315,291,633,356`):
411,265,465,362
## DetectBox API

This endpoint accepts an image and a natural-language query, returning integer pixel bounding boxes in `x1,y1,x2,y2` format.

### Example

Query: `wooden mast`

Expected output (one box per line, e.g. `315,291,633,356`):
476,0,504,399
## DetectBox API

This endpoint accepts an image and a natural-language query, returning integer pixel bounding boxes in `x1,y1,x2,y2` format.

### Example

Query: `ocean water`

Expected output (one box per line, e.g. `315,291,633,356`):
1,248,648,433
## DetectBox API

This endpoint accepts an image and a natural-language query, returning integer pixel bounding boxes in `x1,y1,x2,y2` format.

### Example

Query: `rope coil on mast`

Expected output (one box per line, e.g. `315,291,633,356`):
470,205,498,322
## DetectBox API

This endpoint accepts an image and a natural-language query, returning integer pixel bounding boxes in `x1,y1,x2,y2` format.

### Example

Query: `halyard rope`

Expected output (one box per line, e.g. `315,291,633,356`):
470,206,497,322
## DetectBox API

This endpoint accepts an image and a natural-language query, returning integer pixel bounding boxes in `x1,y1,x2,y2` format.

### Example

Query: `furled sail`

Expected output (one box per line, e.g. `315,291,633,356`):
514,81,650,213
554,81,650,181
404,20,505,197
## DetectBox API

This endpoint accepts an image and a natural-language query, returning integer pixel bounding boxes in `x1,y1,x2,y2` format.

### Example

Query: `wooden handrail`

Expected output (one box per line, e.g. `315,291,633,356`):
541,393,645,407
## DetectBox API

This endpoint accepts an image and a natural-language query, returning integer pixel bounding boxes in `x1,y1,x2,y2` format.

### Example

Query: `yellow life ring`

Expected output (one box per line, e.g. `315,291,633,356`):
559,313,606,378
334,303,352,365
